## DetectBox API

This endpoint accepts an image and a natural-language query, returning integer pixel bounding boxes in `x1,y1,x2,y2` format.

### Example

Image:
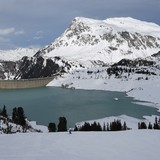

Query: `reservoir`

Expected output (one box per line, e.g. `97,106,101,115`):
0,87,159,127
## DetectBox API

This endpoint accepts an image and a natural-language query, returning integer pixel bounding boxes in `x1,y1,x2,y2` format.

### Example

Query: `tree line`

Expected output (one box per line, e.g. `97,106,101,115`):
1,105,160,134
0,105,68,133
48,117,67,132
138,117,160,130
74,120,128,132
0,105,27,133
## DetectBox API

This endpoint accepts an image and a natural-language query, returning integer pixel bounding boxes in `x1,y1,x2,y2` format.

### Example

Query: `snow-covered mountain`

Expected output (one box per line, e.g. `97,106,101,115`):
35,17,160,65
1,17,160,80
14,16,160,79
0,48,38,80
0,48,38,62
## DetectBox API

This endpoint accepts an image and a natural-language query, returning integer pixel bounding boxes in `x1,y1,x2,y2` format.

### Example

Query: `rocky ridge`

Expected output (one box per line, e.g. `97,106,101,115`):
0,17,160,80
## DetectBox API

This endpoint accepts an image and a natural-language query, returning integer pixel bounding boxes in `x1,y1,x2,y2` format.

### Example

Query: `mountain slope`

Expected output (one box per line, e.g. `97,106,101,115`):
35,17,160,65
0,48,38,62
0,48,38,80
1,17,160,80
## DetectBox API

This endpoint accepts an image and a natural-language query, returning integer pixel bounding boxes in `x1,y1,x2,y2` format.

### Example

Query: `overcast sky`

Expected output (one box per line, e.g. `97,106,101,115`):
0,0,159,50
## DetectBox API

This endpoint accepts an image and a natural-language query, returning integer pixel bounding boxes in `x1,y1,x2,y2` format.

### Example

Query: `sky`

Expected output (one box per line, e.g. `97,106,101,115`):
0,0,159,50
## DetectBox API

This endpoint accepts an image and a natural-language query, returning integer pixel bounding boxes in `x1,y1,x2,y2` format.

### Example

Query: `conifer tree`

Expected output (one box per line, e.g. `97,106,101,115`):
153,117,159,129
57,117,67,132
1,105,8,118
107,122,110,131
148,122,152,129
12,107,18,124
123,121,127,130
12,107,26,127
48,122,56,132
17,107,26,127
103,123,106,131
138,122,147,129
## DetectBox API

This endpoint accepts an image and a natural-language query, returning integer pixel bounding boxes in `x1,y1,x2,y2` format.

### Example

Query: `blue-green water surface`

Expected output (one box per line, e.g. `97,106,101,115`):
0,87,159,127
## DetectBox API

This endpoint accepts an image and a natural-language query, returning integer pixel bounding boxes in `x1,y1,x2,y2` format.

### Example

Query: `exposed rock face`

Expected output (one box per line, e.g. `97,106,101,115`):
15,57,60,79
0,61,17,80
34,17,160,64
1,17,160,80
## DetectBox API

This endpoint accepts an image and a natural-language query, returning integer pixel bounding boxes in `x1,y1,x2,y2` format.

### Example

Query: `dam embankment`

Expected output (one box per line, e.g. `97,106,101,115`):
0,77,53,89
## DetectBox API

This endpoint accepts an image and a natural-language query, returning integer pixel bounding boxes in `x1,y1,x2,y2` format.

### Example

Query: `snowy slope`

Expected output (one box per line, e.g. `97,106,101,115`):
0,130,159,160
48,60,160,111
36,17,160,65
0,48,38,61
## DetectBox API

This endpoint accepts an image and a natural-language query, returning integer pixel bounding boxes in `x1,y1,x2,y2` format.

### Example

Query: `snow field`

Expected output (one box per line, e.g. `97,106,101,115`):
0,130,159,160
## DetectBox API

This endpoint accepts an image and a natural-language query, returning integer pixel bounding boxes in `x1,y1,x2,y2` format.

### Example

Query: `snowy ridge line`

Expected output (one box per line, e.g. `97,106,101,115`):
0,48,38,62
35,16,160,65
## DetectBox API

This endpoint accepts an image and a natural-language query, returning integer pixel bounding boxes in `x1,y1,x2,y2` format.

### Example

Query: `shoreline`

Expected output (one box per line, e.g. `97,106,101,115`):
48,74,160,111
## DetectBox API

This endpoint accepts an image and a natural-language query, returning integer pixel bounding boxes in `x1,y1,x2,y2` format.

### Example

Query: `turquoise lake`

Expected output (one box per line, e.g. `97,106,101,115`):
0,87,159,127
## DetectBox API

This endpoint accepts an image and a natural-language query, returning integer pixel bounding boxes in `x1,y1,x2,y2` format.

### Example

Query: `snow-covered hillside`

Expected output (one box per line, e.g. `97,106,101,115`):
0,48,38,80
48,56,160,111
0,130,159,160
0,48,38,61
35,17,160,65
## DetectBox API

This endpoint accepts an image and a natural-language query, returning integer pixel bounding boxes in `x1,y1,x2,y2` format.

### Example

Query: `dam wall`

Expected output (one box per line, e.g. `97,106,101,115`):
0,77,53,89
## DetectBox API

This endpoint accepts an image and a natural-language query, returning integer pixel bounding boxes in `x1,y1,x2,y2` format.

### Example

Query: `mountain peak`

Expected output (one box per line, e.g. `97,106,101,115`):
105,17,160,35
35,16,160,65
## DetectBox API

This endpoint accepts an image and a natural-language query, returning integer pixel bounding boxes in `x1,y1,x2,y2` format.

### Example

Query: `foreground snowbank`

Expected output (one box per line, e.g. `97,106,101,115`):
0,130,159,160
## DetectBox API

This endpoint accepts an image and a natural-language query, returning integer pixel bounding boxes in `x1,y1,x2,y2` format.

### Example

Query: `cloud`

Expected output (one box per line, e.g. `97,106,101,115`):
0,0,159,49
33,31,43,40
0,37,10,43
0,27,24,36
0,27,15,36
15,30,25,36
0,27,25,49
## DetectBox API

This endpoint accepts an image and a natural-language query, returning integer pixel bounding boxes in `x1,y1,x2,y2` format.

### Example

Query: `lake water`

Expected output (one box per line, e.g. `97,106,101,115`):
0,87,159,127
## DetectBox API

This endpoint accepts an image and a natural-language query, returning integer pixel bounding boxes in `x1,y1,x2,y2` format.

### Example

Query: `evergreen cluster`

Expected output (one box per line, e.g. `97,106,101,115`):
74,120,128,132
109,120,127,131
0,106,28,134
48,117,67,132
106,66,156,79
138,117,160,130
12,107,26,127
75,122,102,131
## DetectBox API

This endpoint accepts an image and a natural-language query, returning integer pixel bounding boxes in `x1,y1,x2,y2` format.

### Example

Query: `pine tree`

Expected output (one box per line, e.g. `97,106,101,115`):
17,107,26,127
103,123,106,131
1,105,8,118
153,117,159,129
138,122,140,129
12,107,18,124
148,122,152,129
97,122,102,131
12,107,26,127
123,121,127,130
107,122,110,131
138,122,147,129
57,117,67,132
48,122,56,132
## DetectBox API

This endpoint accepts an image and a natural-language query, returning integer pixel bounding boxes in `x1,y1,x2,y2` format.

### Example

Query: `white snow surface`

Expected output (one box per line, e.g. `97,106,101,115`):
0,130,159,160
39,17,160,65
0,48,38,61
